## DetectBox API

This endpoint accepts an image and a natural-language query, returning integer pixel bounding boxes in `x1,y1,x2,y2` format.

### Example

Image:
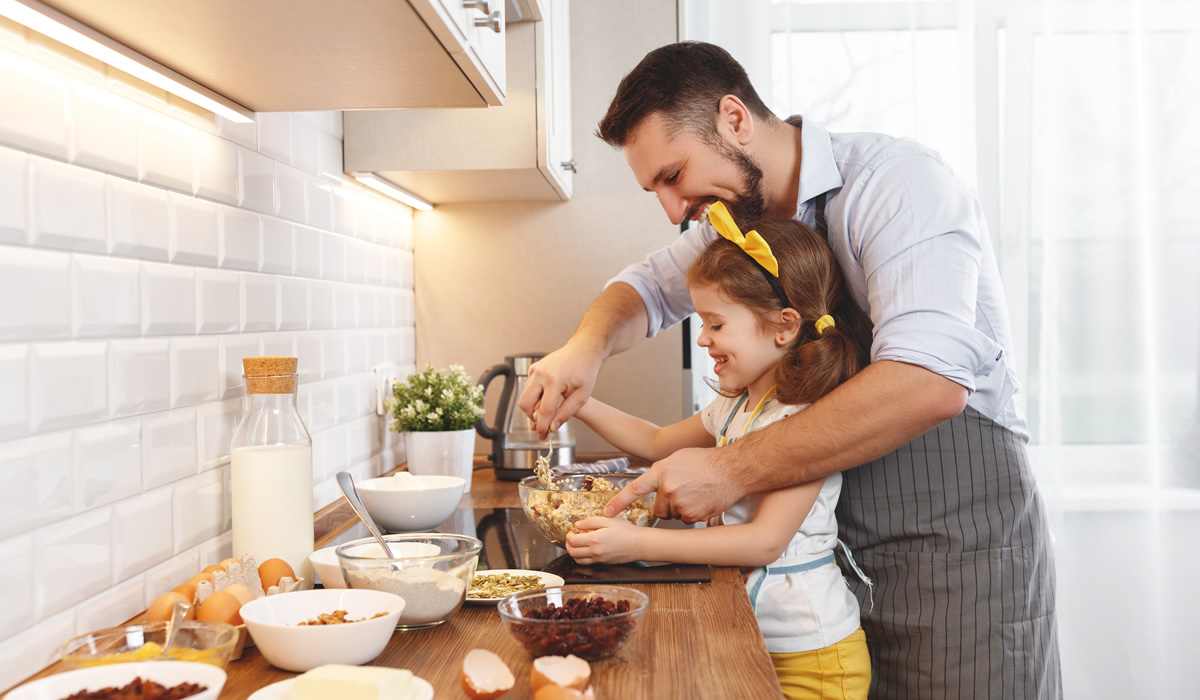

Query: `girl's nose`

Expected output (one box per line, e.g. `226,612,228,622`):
696,329,712,347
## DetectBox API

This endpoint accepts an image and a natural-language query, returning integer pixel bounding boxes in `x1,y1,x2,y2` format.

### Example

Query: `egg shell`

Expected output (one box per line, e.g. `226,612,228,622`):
258,558,296,589
195,589,243,625
531,655,590,692
223,583,256,606
171,583,197,602
218,557,241,569
461,649,515,700
186,571,213,587
147,592,195,622
533,687,595,700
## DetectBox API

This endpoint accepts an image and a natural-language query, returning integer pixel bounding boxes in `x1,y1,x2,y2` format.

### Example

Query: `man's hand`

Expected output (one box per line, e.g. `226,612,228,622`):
603,446,746,524
517,344,604,439
565,517,640,565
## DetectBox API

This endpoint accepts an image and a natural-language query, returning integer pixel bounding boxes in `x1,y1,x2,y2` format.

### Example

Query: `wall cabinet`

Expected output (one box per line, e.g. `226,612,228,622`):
343,0,572,203
36,0,507,110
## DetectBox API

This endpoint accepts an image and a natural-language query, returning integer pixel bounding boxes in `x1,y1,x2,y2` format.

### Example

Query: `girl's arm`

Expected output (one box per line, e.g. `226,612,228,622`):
567,477,826,567
574,397,712,462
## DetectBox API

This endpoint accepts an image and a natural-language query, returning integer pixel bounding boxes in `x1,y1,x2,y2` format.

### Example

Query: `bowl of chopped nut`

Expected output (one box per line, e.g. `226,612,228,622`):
238,588,405,672
497,584,648,660
519,473,656,547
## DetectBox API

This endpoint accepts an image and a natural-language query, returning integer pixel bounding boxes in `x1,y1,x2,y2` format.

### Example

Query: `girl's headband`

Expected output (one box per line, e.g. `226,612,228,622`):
707,201,794,309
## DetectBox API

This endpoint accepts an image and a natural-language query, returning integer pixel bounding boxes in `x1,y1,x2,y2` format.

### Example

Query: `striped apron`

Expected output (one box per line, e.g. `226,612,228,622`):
809,191,1063,699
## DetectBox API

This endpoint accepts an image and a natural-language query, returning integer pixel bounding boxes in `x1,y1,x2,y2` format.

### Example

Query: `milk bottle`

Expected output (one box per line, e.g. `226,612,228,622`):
230,356,314,586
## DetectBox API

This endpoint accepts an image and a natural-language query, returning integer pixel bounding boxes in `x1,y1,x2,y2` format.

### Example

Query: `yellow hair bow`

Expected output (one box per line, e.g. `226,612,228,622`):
707,201,781,278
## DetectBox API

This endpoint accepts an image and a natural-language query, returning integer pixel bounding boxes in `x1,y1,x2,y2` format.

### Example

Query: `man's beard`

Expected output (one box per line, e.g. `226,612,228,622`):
723,146,766,224
689,138,766,224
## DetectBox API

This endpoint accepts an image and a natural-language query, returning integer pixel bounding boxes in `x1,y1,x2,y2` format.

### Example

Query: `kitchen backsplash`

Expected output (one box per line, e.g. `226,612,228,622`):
0,21,416,688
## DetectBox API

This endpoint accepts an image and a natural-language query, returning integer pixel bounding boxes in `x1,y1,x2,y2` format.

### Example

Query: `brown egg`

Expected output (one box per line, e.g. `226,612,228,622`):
218,557,241,569
533,686,595,700
146,592,195,622
186,571,213,587
195,590,243,625
258,558,296,589
531,655,590,692
223,583,256,606
202,564,224,575
171,583,197,602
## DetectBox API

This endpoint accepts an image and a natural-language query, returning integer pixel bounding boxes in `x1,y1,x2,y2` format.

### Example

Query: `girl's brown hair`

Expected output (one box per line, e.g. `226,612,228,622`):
686,216,873,405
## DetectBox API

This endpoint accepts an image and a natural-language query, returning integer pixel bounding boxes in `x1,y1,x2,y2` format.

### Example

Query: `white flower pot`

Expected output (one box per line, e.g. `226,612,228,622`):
403,428,475,492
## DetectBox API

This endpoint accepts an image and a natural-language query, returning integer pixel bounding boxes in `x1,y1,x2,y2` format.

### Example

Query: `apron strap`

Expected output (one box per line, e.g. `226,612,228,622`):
746,552,839,613
837,538,875,614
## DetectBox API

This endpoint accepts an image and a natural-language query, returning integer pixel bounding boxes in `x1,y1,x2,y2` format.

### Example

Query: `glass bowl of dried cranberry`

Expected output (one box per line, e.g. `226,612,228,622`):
497,585,649,660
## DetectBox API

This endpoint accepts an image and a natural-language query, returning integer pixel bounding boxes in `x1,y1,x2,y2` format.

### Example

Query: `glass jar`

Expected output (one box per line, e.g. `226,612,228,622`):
230,355,314,586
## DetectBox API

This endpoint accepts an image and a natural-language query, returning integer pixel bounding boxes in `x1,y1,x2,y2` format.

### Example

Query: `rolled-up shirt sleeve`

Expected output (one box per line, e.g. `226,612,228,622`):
605,222,717,338
852,154,1003,393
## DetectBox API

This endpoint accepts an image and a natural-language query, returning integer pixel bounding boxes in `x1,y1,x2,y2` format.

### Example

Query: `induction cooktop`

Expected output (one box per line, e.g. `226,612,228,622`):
467,508,712,584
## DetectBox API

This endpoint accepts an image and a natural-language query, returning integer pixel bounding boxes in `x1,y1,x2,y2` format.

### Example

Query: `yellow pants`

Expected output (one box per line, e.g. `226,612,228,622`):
770,627,871,700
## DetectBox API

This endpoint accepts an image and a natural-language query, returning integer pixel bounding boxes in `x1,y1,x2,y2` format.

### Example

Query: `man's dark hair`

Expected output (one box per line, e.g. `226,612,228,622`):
597,42,776,148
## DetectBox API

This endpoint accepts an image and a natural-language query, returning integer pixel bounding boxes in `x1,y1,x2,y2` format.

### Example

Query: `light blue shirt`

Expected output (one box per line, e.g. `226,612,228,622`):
608,119,1029,440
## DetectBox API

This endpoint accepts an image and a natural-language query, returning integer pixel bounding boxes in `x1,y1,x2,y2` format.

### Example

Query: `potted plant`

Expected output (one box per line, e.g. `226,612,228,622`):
387,364,485,492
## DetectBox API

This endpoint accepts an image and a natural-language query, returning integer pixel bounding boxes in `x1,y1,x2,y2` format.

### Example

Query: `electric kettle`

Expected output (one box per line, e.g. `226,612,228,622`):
475,353,576,481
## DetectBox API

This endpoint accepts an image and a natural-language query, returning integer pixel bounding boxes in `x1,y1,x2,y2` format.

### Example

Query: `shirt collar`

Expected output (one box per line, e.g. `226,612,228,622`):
788,116,843,214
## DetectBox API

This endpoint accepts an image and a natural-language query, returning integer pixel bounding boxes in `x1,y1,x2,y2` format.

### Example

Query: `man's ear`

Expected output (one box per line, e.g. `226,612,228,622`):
717,95,754,146
776,308,802,346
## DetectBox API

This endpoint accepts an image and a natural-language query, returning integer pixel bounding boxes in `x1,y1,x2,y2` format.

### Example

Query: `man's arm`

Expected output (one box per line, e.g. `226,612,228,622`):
517,282,648,438
606,359,968,522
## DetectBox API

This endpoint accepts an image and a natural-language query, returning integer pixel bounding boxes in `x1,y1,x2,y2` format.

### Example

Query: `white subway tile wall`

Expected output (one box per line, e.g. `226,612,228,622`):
0,24,416,691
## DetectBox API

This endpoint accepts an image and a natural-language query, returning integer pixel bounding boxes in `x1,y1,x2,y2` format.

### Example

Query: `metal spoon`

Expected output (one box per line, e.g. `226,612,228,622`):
336,470,395,559
156,599,190,660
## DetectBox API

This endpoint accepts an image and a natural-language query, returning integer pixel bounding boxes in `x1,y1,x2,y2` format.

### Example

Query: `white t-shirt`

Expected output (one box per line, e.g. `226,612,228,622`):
701,393,862,653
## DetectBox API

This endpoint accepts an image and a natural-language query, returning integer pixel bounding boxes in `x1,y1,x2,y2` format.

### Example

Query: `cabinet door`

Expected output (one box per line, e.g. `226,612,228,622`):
412,0,507,104
540,0,573,197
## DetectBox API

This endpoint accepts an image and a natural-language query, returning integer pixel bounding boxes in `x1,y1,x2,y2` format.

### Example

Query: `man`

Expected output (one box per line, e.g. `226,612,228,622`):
518,42,1061,699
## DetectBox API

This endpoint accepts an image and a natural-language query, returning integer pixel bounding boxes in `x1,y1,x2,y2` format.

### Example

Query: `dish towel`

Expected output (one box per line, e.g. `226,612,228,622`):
550,457,646,475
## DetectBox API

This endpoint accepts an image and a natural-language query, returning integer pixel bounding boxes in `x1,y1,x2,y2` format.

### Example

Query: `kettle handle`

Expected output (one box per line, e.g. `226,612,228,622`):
474,363,514,441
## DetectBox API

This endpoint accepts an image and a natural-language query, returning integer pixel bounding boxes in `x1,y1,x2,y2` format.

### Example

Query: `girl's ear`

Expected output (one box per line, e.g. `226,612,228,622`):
775,308,802,346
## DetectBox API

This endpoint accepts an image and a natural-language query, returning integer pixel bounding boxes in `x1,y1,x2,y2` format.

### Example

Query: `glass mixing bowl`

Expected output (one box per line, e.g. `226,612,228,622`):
336,533,481,629
518,473,656,547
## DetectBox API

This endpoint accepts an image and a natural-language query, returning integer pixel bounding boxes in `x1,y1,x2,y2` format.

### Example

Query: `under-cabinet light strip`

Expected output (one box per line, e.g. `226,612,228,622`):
354,173,434,212
0,0,256,124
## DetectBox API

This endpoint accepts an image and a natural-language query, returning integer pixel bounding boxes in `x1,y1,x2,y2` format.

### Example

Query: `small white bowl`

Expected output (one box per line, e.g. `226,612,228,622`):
239,588,405,672
356,473,466,532
6,661,225,700
309,539,439,589
309,544,348,589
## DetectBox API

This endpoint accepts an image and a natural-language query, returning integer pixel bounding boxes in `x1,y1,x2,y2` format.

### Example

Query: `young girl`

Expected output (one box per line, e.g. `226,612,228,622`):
566,202,874,700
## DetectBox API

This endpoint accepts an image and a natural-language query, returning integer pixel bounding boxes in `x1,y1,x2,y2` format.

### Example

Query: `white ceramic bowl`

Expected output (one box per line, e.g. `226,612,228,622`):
356,473,466,532
308,544,348,589
239,588,405,672
6,661,225,700
309,539,440,589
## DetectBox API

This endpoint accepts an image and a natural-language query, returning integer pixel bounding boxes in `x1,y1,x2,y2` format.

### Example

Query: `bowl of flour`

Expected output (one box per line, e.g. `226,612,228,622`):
336,534,482,629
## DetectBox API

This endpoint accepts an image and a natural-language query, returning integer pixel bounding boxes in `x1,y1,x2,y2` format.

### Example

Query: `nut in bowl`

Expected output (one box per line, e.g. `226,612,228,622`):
356,472,467,532
61,620,239,669
498,585,649,661
519,473,656,547
238,588,405,673
337,533,481,630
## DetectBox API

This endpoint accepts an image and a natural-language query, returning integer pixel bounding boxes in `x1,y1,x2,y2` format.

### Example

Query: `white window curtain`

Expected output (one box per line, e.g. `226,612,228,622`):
684,1,1200,697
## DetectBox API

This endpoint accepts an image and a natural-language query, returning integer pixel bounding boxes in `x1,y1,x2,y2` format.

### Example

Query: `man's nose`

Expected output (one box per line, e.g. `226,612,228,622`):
658,190,689,226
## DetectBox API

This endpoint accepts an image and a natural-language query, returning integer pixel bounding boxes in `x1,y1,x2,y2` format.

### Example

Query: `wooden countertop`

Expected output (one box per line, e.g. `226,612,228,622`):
16,462,783,699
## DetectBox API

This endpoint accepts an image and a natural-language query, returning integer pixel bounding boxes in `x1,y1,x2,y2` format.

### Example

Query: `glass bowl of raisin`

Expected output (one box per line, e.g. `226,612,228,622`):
497,585,649,660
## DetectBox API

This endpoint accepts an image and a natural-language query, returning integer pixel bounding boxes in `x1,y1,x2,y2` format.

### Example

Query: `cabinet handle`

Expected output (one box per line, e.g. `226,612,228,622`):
474,10,502,33
561,160,577,173
462,0,489,12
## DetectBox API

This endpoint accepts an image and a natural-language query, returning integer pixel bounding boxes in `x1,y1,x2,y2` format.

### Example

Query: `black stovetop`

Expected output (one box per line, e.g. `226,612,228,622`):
459,508,712,584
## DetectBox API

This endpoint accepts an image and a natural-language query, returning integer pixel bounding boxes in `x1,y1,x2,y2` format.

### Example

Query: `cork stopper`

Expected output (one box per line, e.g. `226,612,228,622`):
242,355,298,394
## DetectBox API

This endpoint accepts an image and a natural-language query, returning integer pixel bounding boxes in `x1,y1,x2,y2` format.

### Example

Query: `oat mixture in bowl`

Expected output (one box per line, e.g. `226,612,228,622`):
518,468,656,547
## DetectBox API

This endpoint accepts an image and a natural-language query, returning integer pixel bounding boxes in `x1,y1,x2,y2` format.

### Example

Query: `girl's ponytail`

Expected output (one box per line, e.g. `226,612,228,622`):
775,298,872,405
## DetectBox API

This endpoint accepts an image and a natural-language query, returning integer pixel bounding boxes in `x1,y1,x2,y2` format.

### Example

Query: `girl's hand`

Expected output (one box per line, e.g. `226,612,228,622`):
565,517,641,565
